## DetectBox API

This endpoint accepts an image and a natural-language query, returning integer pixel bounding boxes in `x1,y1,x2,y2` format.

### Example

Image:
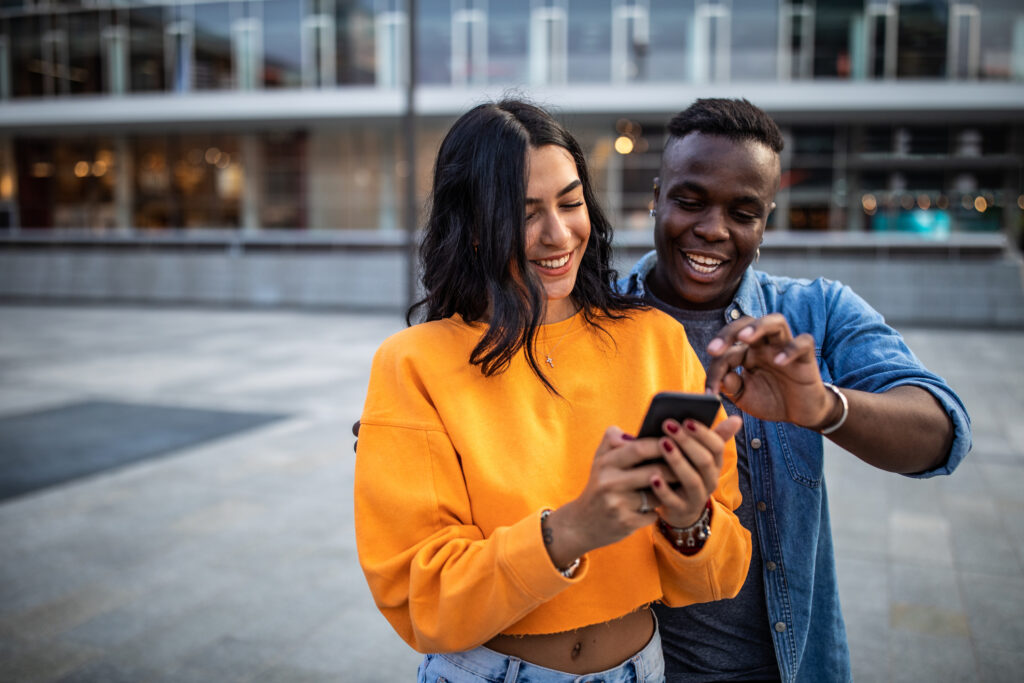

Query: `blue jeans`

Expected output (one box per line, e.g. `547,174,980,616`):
416,620,665,683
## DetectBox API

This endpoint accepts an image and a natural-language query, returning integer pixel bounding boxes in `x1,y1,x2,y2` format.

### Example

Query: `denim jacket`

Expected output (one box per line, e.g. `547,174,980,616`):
621,251,972,683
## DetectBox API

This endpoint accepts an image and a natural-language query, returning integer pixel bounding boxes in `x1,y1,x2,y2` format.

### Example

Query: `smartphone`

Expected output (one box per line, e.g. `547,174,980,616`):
636,392,721,439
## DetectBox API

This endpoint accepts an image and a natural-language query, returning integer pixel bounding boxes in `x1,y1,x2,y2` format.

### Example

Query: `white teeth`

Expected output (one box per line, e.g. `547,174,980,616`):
686,253,723,274
536,254,570,269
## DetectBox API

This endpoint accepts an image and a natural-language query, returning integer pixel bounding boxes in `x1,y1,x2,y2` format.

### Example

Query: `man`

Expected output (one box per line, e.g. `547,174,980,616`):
619,98,972,682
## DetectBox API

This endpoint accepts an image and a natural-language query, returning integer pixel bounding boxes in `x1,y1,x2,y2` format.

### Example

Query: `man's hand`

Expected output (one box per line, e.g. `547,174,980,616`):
704,313,839,430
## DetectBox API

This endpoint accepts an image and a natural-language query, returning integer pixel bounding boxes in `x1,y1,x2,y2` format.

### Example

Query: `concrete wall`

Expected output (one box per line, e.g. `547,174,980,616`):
2,230,1022,327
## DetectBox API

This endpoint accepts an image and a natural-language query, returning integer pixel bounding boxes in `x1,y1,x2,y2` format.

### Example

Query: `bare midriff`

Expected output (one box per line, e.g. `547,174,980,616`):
484,607,654,675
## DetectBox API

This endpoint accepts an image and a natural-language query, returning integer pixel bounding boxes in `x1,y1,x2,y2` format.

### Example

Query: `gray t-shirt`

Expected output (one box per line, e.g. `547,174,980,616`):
644,290,781,682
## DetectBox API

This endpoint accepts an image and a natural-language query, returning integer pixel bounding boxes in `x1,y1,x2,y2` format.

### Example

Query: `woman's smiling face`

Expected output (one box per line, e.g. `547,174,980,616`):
523,144,591,324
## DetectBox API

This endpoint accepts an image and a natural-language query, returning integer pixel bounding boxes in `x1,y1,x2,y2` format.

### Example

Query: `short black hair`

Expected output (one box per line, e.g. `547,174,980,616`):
667,98,784,153
410,99,639,392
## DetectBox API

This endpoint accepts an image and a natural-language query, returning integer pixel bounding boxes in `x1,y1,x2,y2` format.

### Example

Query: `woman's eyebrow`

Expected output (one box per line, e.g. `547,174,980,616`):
526,179,582,204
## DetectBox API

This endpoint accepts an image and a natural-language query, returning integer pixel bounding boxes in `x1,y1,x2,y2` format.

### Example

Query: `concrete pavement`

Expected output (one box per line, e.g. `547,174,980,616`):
0,305,1021,682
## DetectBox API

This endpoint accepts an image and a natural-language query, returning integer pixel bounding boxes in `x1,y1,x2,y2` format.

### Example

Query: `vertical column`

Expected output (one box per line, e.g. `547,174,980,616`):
774,128,792,231
240,134,262,232
115,136,133,231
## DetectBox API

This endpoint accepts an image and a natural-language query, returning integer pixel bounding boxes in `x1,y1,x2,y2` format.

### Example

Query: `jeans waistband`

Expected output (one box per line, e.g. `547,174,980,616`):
424,612,664,683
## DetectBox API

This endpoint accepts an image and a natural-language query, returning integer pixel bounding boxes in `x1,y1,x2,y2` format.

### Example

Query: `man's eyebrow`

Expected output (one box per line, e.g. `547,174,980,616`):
526,179,582,204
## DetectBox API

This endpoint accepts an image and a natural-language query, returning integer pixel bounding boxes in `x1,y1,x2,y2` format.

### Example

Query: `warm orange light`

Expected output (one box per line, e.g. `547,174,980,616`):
92,160,108,177
916,194,931,210
974,196,987,212
614,136,634,155
74,161,90,178
0,173,12,199
861,194,877,212
205,147,221,165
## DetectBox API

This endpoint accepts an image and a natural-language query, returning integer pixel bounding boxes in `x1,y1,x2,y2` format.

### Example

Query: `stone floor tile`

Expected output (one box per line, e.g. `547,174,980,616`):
975,646,1024,683
959,572,1024,653
887,632,979,683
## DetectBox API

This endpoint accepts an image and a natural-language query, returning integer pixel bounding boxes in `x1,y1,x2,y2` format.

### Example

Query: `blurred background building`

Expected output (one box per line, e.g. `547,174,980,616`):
1,0,1023,322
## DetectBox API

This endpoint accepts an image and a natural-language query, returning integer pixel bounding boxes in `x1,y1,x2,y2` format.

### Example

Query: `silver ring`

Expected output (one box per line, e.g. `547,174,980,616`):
639,490,652,514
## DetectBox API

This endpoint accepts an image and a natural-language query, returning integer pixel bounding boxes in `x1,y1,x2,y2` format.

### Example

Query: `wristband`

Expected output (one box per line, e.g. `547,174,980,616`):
657,499,713,555
540,509,581,577
819,383,849,435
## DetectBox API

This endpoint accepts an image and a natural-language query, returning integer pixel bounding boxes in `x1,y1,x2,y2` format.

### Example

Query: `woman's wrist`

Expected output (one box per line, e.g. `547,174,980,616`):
657,500,713,555
540,508,583,575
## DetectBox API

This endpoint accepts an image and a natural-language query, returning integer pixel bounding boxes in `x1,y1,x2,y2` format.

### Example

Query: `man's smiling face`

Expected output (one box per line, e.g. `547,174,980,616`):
649,132,780,310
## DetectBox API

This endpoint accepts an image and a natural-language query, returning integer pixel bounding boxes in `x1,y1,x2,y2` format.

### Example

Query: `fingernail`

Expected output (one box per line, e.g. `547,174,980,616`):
685,419,697,432
661,438,673,451
622,433,635,441
774,352,786,364
665,422,679,434
739,326,754,339
652,478,663,489
707,339,724,353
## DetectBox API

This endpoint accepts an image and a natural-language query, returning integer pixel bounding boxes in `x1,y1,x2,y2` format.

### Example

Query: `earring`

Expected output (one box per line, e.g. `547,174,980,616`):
755,247,760,263
650,209,657,217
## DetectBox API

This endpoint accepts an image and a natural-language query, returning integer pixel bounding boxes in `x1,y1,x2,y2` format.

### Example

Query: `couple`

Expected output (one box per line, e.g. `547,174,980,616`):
353,99,972,683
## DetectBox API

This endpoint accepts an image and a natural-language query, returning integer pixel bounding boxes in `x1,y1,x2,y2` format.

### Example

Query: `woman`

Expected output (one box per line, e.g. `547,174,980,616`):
354,100,751,682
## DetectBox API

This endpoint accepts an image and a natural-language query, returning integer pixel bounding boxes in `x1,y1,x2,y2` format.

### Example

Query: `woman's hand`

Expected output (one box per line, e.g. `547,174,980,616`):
542,416,742,569
648,415,742,528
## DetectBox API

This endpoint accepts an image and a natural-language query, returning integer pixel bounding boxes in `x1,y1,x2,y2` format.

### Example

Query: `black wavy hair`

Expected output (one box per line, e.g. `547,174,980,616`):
667,98,784,153
408,99,641,392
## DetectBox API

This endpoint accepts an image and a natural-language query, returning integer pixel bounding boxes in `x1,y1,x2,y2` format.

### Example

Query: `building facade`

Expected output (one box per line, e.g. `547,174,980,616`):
1,1,1023,320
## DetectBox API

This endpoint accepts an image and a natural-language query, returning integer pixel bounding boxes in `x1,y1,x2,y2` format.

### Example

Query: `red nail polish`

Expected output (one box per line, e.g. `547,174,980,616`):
622,434,635,441
665,422,679,434
652,478,663,489
661,438,673,451
685,419,698,432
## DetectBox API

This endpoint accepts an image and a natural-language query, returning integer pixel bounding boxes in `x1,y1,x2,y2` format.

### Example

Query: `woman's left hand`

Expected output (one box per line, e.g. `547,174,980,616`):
649,415,742,528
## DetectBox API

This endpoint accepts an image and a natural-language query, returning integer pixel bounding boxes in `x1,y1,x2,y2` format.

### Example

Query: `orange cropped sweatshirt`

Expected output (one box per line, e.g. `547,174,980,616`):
354,307,751,654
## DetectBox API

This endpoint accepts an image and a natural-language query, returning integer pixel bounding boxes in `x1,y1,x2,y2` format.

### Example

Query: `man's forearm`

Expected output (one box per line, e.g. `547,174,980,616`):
827,385,953,474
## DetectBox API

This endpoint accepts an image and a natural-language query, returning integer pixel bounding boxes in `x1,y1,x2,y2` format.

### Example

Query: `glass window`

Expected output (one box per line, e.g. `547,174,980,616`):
568,0,611,83
340,0,376,84
488,0,528,84
978,0,1023,80
14,138,55,227
896,0,947,78
65,11,102,95
9,14,48,97
731,0,776,80
133,134,241,229
647,0,691,82
812,0,859,78
129,5,166,92
261,131,307,229
418,0,451,84
194,1,234,90
263,0,302,88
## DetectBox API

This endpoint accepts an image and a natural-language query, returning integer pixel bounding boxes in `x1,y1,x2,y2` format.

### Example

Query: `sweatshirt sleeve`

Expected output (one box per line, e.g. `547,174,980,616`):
653,333,751,605
353,343,577,654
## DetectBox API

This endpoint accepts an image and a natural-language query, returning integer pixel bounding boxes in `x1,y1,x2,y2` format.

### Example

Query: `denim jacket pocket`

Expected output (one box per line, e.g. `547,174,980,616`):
774,421,825,488
772,349,828,488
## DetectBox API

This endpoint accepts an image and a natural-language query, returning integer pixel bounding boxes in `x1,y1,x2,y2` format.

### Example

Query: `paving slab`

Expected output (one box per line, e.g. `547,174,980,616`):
0,305,1021,682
